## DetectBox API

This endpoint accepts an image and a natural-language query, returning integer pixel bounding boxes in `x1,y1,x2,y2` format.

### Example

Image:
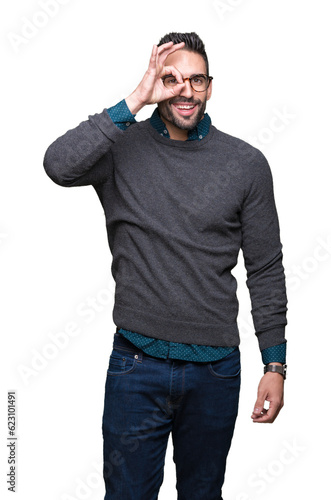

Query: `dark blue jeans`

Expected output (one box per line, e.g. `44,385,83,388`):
102,332,241,500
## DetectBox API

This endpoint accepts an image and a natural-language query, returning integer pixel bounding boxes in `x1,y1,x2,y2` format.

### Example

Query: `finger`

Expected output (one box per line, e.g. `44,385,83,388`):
149,43,179,67
161,41,185,58
252,396,265,417
155,42,174,63
148,44,158,69
252,409,275,423
157,41,175,53
149,41,186,72
149,44,172,74
160,65,184,83
251,406,267,419
157,41,184,56
252,400,282,423
265,398,283,422
158,42,186,64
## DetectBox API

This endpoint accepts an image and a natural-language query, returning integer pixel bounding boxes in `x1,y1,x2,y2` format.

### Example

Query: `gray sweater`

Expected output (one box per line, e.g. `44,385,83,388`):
43,109,287,351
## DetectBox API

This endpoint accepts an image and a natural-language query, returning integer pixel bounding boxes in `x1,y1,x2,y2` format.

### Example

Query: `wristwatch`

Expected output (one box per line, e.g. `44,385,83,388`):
264,363,287,380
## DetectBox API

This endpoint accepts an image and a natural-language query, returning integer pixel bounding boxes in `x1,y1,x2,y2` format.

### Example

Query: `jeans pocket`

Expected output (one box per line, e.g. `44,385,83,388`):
107,349,138,376
207,348,241,378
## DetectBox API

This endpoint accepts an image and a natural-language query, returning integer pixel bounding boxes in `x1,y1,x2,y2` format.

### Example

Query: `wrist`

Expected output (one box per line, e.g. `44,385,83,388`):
264,363,287,380
125,91,145,115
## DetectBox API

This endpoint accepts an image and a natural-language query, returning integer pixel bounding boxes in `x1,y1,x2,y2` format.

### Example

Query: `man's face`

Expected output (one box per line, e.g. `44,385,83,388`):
157,49,212,133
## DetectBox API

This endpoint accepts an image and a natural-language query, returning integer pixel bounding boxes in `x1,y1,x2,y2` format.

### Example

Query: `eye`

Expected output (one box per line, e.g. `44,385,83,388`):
164,76,177,86
192,76,204,86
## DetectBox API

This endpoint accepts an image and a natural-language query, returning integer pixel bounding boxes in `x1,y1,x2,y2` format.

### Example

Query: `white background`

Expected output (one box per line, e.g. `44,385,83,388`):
1,0,330,498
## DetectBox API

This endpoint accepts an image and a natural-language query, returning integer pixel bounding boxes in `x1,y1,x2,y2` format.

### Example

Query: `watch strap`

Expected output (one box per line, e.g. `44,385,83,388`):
264,363,287,380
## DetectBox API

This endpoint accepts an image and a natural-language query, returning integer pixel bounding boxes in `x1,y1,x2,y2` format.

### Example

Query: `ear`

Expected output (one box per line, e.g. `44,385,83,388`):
206,78,213,101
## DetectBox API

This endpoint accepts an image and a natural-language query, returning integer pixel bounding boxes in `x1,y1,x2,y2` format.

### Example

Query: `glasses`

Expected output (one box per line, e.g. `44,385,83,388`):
162,73,213,92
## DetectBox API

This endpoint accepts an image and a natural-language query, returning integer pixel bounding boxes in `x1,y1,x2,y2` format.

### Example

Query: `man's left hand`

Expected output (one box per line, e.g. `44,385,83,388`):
251,366,284,423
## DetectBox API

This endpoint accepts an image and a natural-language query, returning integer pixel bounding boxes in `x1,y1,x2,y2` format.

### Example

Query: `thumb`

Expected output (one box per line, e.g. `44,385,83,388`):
252,394,265,416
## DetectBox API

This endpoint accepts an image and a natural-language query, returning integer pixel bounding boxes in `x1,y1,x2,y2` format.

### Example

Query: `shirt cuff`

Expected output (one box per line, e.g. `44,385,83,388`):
261,342,286,365
107,99,137,130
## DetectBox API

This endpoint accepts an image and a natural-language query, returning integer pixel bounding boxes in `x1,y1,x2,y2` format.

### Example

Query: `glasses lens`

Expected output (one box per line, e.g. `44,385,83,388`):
163,74,210,91
191,75,208,91
163,76,178,88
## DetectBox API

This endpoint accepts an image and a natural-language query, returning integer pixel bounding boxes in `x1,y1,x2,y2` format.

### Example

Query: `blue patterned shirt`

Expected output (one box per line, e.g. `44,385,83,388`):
106,99,286,365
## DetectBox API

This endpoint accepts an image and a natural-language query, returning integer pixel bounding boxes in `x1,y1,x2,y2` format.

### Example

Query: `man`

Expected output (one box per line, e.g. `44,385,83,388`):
43,32,287,500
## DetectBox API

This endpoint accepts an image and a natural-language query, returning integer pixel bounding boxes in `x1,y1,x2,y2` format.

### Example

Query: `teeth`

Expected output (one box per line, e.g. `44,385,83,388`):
176,105,194,109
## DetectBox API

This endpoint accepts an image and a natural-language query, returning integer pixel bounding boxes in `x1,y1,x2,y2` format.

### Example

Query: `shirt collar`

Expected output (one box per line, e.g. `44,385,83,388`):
150,107,211,141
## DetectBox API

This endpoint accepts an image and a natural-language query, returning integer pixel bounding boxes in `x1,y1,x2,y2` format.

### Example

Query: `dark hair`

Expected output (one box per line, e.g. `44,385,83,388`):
157,32,209,75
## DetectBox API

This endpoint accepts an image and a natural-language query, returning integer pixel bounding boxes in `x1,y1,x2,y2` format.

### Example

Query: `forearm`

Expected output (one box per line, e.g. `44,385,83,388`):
261,341,286,365
241,150,287,352
247,250,287,351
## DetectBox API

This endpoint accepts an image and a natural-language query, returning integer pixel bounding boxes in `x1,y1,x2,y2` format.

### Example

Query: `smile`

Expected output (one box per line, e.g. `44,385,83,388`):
172,103,197,116
175,105,195,109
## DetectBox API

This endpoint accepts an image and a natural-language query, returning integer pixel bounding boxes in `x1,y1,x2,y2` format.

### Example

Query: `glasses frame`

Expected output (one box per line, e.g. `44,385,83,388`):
162,73,213,93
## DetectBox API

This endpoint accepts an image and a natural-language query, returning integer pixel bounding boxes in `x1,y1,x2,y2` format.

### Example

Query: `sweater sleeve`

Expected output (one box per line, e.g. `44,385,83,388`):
43,108,124,187
240,149,288,352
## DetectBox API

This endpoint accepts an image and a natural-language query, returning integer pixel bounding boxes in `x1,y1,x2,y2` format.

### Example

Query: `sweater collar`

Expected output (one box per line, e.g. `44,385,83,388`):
150,107,211,141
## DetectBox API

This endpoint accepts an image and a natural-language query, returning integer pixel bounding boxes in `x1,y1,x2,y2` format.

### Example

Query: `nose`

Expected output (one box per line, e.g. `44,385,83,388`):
179,78,194,98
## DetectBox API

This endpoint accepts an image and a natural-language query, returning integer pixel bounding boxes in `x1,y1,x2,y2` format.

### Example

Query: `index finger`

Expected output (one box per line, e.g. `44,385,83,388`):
157,41,185,63
157,41,185,53
252,403,281,423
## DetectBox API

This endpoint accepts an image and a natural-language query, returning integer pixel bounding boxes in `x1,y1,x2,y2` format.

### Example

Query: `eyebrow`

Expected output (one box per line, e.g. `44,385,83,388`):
163,73,206,79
